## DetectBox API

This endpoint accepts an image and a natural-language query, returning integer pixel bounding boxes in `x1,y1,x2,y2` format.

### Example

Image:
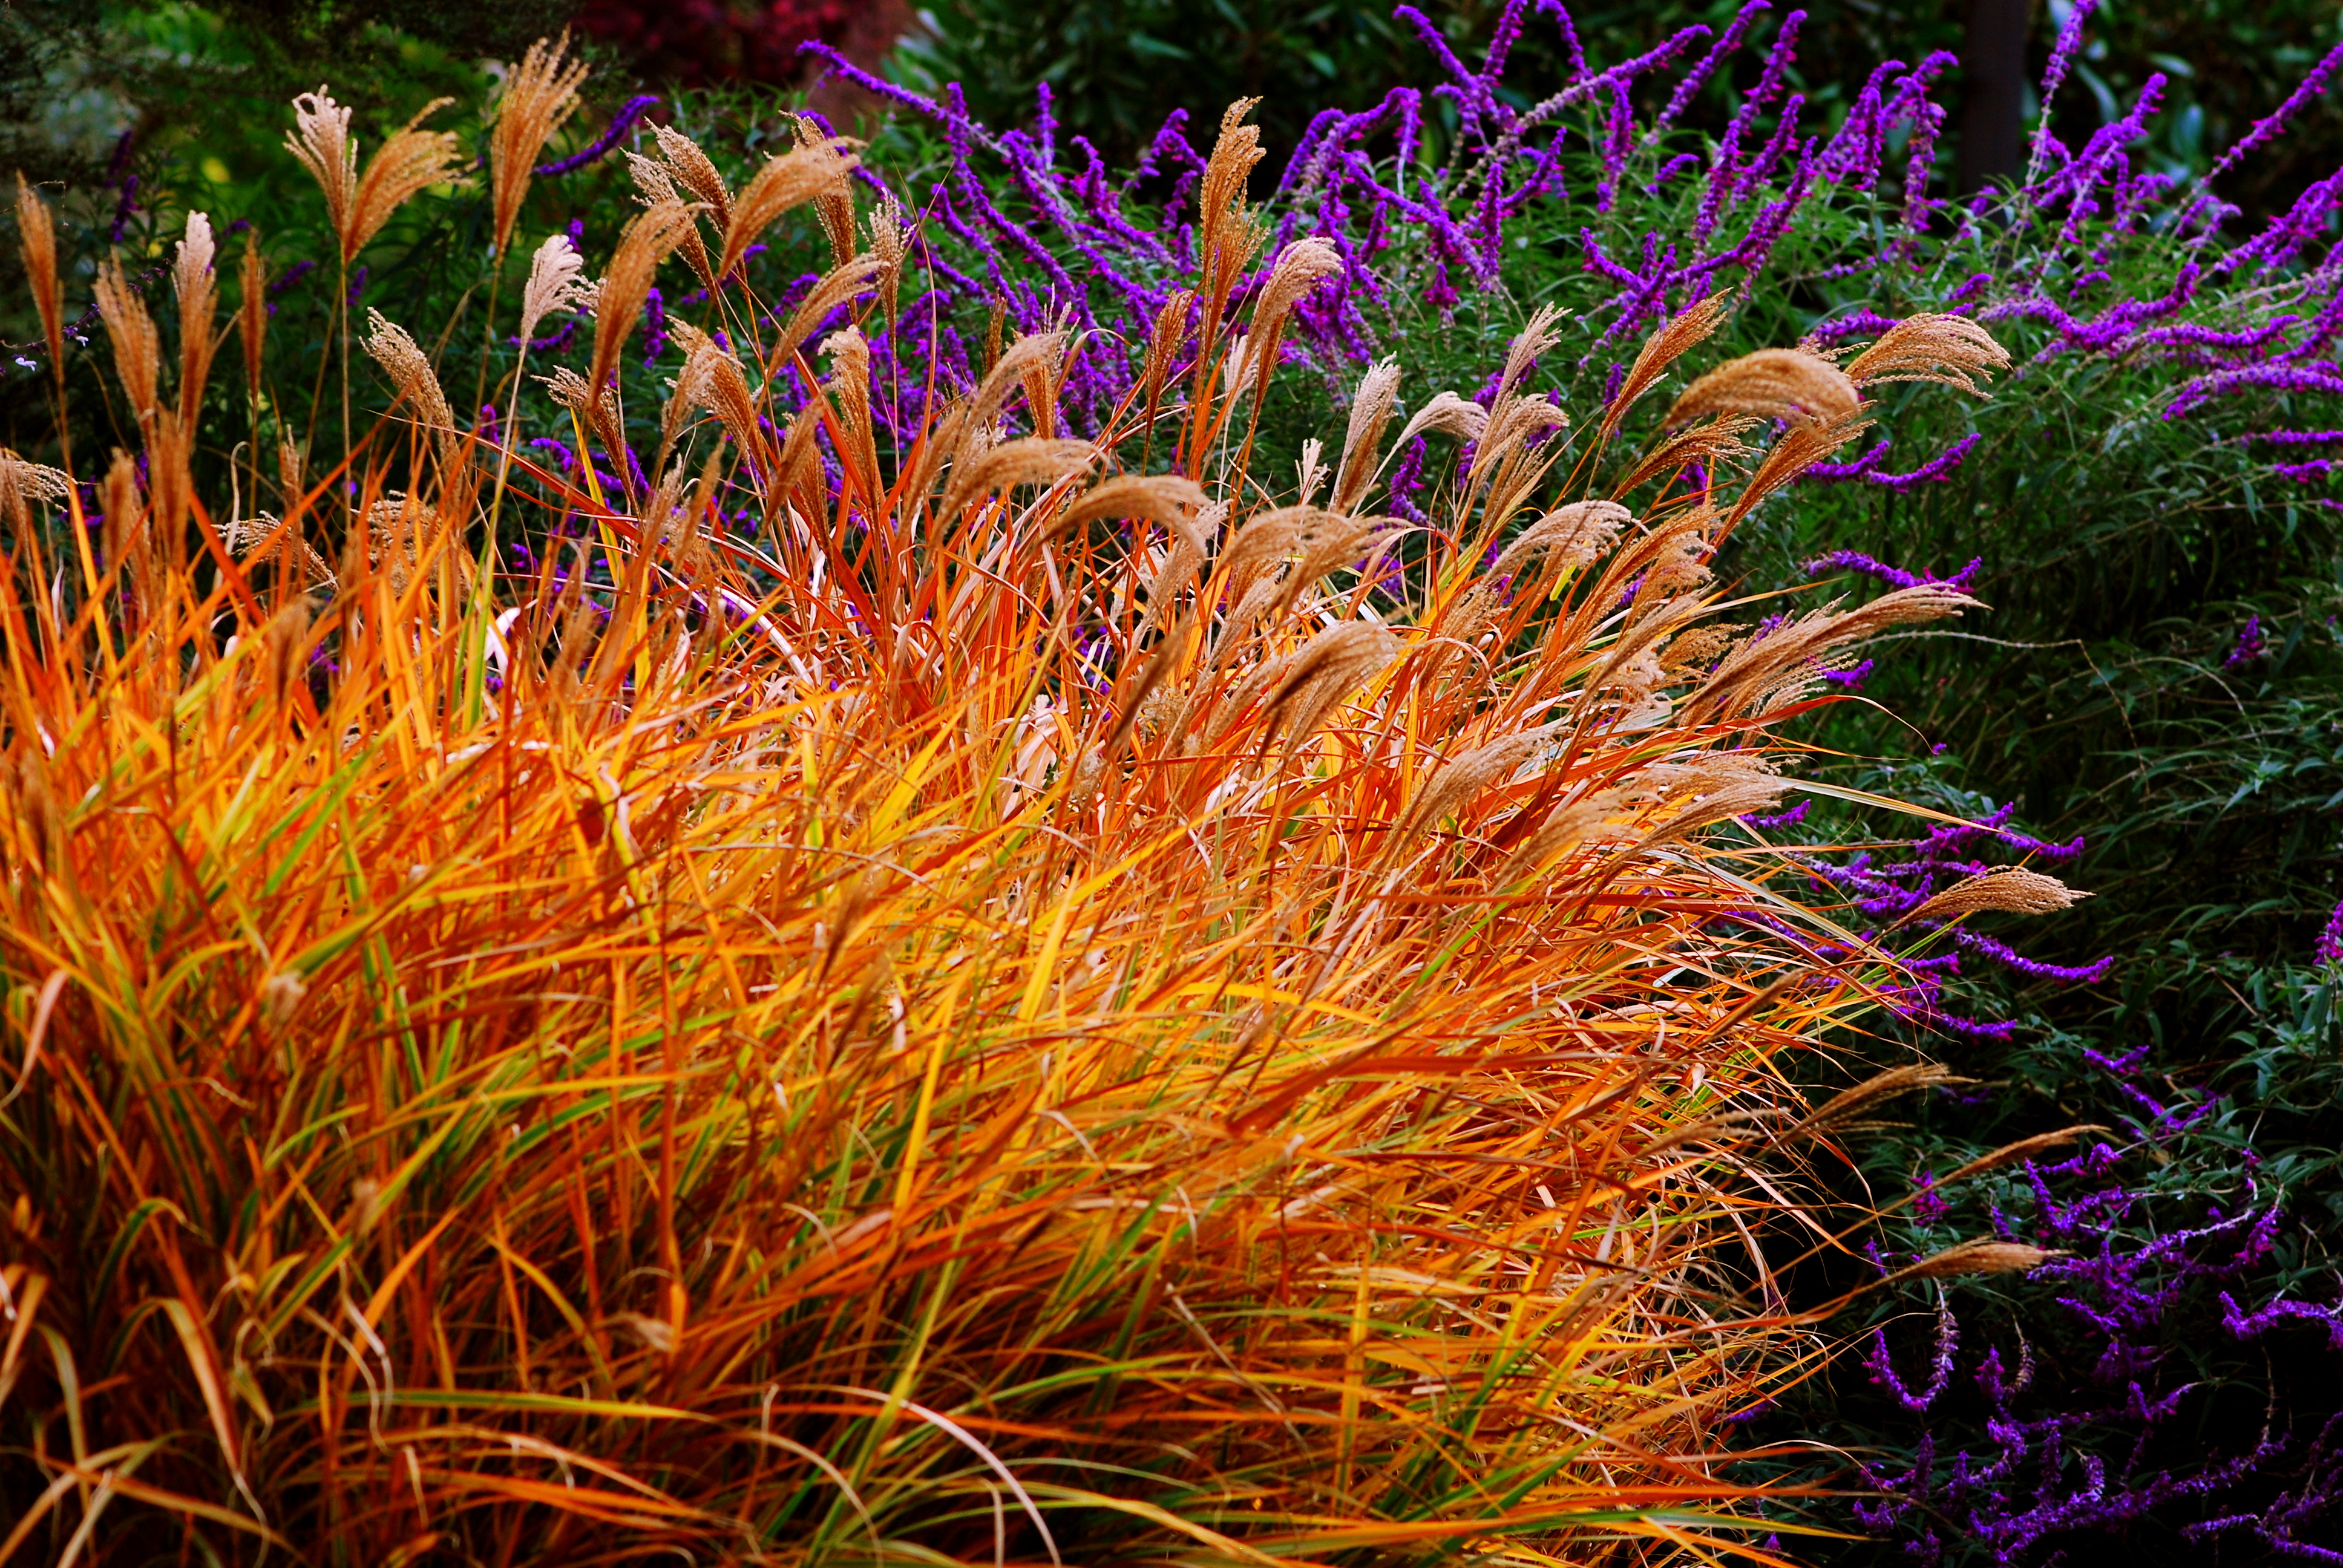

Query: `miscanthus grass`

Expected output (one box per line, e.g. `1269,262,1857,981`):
0,85,2061,1566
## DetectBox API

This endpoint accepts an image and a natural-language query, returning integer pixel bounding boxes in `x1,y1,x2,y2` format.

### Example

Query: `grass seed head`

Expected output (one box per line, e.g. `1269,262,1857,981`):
343,98,467,266
1902,867,2086,926
1666,346,1860,428
173,211,218,420
14,172,62,373
1844,311,2014,394
517,230,589,347
488,31,589,257
93,258,162,426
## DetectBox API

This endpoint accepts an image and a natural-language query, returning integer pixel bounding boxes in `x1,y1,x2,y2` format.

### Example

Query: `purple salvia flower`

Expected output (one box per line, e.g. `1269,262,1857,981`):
536,94,659,177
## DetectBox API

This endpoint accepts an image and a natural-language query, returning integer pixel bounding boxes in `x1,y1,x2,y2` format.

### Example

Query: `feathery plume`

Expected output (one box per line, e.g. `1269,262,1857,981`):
174,211,218,421
718,138,856,282
1611,414,1759,499
1894,1239,2060,1281
1388,389,1489,453
517,231,590,345
362,309,459,469
487,31,589,257
589,198,693,400
14,173,62,373
1198,100,1267,306
651,123,733,228
1900,867,2085,927
1240,238,1341,399
346,99,467,265
238,232,266,393
665,324,769,476
93,258,161,425
0,449,71,534
1601,292,1730,437
284,89,357,260
1843,313,2012,394
1140,289,1194,411
1332,357,1400,512
1492,500,1629,601
626,152,716,292
1260,621,1398,749
290,89,468,267
1666,347,1859,427
867,189,910,322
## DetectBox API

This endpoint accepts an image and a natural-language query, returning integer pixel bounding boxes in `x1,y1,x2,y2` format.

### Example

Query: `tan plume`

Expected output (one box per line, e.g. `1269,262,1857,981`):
1491,500,1628,602
1241,237,1340,399
718,138,856,282
589,198,694,400
290,90,468,266
488,31,589,258
1899,867,2085,927
517,231,590,346
626,152,716,292
1332,357,1401,512
652,123,733,228
238,233,266,393
15,174,62,374
1260,621,1399,748
284,90,358,261
1388,389,1489,453
1666,347,1858,428
1139,290,1194,410
867,189,911,322
1892,1239,2060,1282
173,211,218,422
1601,292,1729,438
1844,313,2011,394
93,258,161,425
1611,414,1760,499
362,309,459,471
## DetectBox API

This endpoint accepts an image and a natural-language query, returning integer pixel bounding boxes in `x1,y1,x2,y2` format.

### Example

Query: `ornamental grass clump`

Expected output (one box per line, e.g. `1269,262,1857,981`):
0,82,2038,1564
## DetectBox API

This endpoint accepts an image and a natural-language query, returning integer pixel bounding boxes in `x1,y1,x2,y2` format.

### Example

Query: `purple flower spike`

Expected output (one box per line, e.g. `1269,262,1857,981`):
537,95,660,177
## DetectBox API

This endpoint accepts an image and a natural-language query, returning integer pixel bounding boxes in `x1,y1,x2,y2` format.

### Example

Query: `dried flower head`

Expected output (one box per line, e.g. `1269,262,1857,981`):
93,258,161,425
651,123,733,228
1492,500,1629,601
1900,867,2086,927
626,152,716,292
488,31,589,257
1198,100,1267,302
291,89,469,267
362,309,458,470
1241,237,1341,399
866,189,911,322
517,231,589,346
1139,290,1195,411
15,173,62,373
589,198,694,401
718,138,856,283
1601,292,1729,438
1611,414,1760,500
174,211,218,420
347,99,467,266
1666,347,1860,427
1332,356,1400,512
1844,313,2012,394
284,89,358,257
1896,1238,2061,1281
0,448,71,533
1262,621,1400,749
1389,389,1490,454
238,232,266,393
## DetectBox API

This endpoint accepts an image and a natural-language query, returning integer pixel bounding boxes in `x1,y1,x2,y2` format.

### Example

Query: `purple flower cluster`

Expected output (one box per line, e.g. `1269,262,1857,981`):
1855,1043,2343,1562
